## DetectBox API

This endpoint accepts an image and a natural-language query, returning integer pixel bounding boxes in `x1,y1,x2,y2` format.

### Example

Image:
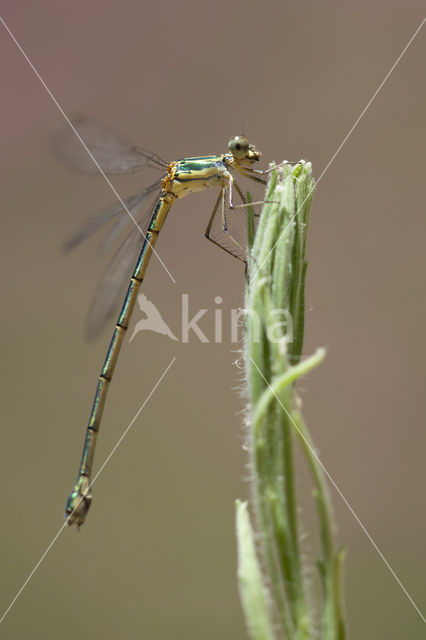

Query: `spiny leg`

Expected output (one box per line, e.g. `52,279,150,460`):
205,189,246,263
231,180,258,218
205,186,257,266
235,168,267,185
222,184,259,268
227,173,268,212
228,174,273,217
248,160,303,176
231,180,261,218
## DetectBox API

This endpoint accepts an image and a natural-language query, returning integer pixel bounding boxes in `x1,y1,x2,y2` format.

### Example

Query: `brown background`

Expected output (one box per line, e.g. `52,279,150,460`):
0,1,425,638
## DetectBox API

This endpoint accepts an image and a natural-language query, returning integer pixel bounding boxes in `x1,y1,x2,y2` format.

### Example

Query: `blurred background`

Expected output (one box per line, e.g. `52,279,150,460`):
0,1,425,638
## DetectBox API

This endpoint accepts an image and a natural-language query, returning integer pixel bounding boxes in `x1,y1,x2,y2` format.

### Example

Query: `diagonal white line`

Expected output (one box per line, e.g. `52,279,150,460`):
87,356,176,491
250,356,426,624
0,356,176,626
250,16,426,283
0,521,69,628
0,15,176,285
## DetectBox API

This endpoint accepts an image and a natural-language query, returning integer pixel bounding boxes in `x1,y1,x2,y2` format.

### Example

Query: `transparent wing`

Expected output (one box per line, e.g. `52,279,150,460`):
63,181,162,253
85,195,161,340
51,112,168,175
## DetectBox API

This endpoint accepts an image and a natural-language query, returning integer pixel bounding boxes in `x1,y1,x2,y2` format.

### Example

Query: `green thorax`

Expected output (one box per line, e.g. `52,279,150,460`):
170,154,232,199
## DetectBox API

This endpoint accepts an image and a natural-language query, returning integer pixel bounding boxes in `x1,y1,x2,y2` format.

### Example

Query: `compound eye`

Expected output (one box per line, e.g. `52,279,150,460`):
228,136,250,159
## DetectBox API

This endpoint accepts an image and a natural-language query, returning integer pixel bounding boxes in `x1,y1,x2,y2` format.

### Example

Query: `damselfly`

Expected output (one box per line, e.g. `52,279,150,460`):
54,114,272,527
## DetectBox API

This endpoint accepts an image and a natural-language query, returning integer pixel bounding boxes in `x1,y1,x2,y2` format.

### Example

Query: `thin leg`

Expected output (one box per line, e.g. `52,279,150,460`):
228,174,267,210
205,187,256,264
221,187,258,267
233,180,247,204
236,168,267,185
232,177,261,218
250,160,303,175
205,189,245,263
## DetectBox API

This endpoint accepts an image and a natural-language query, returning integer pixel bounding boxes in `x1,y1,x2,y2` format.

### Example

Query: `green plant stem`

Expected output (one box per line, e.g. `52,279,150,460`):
236,162,346,640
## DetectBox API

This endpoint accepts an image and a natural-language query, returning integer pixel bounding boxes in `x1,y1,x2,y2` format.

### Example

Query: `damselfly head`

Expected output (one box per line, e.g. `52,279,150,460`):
228,135,262,166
